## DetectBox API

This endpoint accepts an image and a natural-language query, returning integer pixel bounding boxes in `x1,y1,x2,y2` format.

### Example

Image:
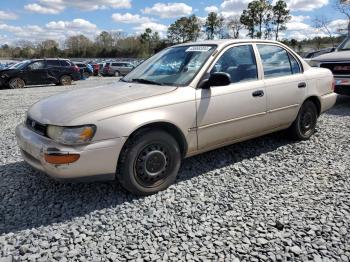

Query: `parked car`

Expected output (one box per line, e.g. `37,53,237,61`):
102,61,135,76
16,40,337,195
309,37,350,96
0,59,80,89
73,62,92,79
303,48,334,59
91,63,100,76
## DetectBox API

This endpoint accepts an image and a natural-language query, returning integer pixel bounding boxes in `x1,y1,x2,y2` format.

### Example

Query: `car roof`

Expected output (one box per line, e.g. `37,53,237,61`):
174,39,284,49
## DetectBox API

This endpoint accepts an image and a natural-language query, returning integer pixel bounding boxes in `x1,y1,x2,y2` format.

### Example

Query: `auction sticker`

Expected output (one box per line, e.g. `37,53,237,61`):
186,46,212,52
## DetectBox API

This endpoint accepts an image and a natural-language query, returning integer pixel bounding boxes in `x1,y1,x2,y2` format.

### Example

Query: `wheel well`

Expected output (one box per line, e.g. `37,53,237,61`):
128,122,188,157
304,96,321,116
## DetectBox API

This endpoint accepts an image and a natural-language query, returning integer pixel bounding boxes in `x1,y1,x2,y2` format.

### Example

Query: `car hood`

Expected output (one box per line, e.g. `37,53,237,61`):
313,50,350,62
28,81,177,125
0,68,18,75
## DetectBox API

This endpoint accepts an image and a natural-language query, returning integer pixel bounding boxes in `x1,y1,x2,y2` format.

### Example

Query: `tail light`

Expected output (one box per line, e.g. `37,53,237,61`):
332,78,335,92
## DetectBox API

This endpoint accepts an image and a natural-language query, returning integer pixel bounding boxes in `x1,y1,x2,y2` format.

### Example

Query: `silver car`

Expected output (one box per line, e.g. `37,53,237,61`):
16,40,337,195
102,61,135,77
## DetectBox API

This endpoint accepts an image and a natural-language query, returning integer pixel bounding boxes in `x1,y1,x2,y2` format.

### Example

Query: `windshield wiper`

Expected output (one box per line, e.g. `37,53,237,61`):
132,78,163,85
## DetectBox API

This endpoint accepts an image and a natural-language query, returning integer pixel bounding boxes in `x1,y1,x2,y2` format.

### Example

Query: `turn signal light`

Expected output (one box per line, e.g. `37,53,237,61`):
44,153,80,164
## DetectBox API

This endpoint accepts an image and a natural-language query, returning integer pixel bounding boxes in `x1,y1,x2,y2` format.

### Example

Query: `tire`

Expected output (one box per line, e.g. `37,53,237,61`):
8,78,25,89
114,71,120,77
118,130,181,195
59,75,72,86
83,72,90,79
289,100,318,140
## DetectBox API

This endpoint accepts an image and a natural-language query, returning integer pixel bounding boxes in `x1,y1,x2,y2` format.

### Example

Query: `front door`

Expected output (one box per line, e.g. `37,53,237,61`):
196,44,268,150
25,61,48,85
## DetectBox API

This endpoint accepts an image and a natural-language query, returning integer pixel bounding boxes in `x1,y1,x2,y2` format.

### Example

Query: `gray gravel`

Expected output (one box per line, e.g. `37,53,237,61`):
0,78,349,261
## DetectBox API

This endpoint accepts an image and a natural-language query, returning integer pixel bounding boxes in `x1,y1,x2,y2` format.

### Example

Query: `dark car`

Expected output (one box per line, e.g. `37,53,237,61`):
74,62,93,79
0,59,81,89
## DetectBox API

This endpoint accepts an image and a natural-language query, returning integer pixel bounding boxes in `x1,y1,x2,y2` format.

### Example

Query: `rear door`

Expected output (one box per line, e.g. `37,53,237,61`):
256,44,306,128
46,60,61,83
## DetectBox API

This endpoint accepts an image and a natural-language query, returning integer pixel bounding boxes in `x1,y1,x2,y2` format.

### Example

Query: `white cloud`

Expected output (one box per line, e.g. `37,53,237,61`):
0,11,18,20
283,0,328,11
112,13,153,24
142,3,192,18
205,5,219,13
0,18,101,44
220,0,250,16
286,15,311,31
24,0,132,14
133,22,168,34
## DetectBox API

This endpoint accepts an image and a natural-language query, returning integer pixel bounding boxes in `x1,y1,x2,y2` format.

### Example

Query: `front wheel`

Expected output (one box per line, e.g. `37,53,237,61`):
118,130,181,195
289,100,318,140
8,78,25,89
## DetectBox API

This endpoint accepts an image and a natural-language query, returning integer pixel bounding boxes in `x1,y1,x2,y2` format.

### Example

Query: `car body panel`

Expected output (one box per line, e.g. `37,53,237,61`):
16,39,337,181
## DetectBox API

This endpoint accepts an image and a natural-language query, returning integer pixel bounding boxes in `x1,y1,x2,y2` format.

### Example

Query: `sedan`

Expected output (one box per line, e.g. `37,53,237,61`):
16,40,337,195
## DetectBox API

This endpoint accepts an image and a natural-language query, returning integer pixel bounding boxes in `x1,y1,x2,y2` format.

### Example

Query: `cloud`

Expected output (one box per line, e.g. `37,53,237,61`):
0,18,101,44
283,0,329,11
205,6,219,13
142,3,192,18
24,0,132,14
133,22,168,35
0,11,18,20
220,0,251,16
112,13,153,24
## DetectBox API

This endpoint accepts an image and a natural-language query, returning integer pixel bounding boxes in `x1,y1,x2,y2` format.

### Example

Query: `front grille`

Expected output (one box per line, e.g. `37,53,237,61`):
26,117,47,136
320,62,350,75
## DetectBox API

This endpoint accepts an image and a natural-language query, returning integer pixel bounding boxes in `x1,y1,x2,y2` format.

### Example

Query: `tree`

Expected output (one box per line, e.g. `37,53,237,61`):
65,35,93,57
227,15,243,39
314,16,336,47
334,0,350,36
140,28,162,57
240,0,272,39
38,40,59,57
204,12,224,40
290,38,298,50
167,15,201,43
272,0,291,40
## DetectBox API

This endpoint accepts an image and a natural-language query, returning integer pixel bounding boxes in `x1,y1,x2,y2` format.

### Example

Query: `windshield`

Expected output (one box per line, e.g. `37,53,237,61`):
122,45,216,86
337,38,350,51
9,60,31,70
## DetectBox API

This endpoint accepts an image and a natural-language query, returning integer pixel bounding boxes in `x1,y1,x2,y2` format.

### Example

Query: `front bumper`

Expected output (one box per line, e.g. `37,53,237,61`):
15,123,127,181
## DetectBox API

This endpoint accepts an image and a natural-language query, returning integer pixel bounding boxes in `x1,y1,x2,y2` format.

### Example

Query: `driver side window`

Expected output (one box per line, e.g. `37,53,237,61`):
211,45,258,83
28,61,46,70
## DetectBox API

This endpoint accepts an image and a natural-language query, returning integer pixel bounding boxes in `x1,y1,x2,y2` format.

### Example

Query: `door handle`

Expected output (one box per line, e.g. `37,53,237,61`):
252,90,264,97
298,82,306,88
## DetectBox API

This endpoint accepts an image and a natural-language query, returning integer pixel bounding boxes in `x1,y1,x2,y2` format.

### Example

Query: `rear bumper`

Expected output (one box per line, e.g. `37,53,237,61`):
320,92,338,113
16,123,127,181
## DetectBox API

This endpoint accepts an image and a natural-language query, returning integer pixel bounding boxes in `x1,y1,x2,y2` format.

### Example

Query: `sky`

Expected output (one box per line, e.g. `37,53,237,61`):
0,0,348,45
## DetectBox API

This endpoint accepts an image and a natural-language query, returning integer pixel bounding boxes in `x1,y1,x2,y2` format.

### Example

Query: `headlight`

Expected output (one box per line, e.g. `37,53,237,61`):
308,60,320,67
47,125,96,145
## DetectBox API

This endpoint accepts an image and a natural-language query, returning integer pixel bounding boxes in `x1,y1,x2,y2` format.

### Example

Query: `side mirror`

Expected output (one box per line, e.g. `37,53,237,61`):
330,47,336,52
199,72,231,89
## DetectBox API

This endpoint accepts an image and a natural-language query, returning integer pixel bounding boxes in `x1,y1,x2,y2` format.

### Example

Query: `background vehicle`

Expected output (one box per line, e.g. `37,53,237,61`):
74,62,92,79
303,48,334,59
309,37,350,95
16,40,337,195
0,59,80,89
102,61,135,76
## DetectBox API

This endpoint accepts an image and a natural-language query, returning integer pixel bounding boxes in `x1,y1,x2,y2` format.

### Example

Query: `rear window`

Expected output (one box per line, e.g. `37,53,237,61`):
60,60,71,67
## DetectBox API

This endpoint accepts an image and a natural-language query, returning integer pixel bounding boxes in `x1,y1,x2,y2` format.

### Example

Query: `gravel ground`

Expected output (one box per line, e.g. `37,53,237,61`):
0,78,349,261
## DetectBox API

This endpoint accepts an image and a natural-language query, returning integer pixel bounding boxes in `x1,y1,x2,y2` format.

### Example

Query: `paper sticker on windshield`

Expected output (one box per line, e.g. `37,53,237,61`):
186,46,212,52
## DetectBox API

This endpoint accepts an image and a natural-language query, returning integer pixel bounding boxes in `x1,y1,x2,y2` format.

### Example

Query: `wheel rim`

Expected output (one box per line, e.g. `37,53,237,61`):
134,143,170,188
61,76,71,85
300,108,316,136
10,78,24,89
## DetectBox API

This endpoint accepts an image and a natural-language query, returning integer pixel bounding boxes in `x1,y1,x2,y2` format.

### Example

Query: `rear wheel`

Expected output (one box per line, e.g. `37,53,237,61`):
59,75,72,86
118,130,181,195
8,78,25,89
289,100,318,140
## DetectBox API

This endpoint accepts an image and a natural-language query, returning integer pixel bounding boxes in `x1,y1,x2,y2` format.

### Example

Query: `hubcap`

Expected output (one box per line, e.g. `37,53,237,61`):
134,144,169,187
300,109,315,135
